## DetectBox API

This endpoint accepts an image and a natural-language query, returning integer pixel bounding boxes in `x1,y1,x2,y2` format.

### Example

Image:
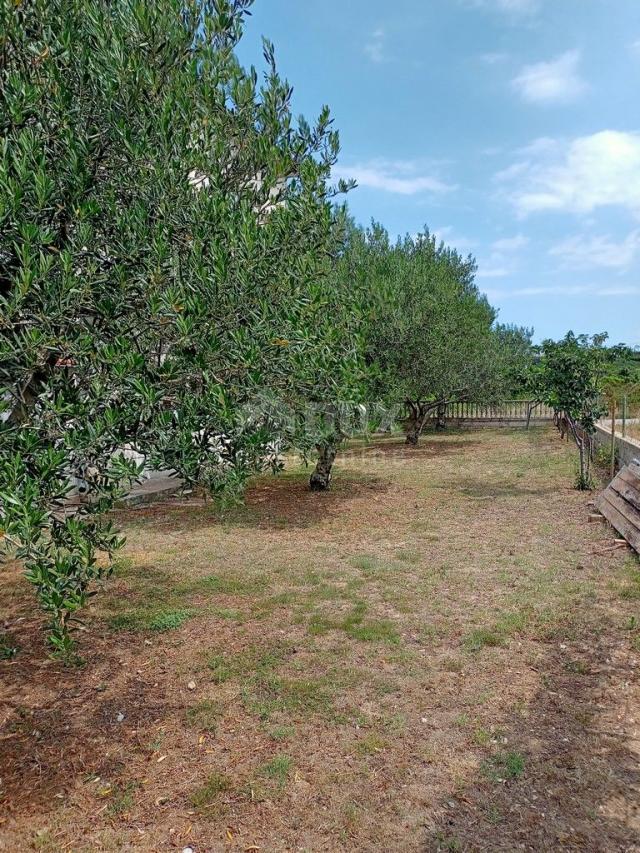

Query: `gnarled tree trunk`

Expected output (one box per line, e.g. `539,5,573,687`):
309,441,339,491
404,401,424,445
435,402,447,431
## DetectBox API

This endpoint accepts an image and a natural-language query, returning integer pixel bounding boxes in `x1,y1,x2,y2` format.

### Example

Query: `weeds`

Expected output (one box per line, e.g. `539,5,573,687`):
108,607,194,632
191,771,232,810
481,751,525,782
258,754,293,789
0,633,19,659
355,733,387,756
185,699,221,732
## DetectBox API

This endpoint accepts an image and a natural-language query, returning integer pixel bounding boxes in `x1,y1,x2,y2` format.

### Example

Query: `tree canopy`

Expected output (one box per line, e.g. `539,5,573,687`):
0,0,359,653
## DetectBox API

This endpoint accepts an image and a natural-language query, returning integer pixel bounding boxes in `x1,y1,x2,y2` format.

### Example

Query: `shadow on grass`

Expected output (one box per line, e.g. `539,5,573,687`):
455,476,558,499
340,437,482,460
113,470,390,534
424,626,640,852
0,625,172,816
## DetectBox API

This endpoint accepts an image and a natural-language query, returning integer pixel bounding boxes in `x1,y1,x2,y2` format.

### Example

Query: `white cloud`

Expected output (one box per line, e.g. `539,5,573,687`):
467,0,539,18
480,52,509,65
631,39,640,56
333,160,455,196
364,28,385,63
497,130,640,218
476,265,511,279
484,283,640,299
549,230,640,271
493,0,539,11
512,50,587,104
491,234,529,252
433,226,476,253
476,234,529,279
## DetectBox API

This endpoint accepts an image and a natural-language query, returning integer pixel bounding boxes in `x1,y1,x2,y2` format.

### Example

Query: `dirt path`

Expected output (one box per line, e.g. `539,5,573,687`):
1,428,639,851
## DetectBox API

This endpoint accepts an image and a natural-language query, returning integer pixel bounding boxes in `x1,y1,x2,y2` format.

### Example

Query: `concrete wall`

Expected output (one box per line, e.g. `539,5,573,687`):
594,423,640,469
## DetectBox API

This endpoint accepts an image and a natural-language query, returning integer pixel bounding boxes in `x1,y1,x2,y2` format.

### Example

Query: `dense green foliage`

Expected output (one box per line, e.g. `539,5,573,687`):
342,223,522,444
0,0,358,653
537,333,608,489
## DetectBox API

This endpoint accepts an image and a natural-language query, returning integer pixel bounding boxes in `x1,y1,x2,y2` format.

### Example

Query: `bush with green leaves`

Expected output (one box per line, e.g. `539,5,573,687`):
537,332,608,490
0,0,359,653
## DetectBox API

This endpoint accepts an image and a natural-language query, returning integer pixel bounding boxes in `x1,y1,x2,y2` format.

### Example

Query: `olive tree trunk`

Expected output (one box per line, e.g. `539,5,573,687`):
405,401,426,445
435,402,447,431
309,441,339,491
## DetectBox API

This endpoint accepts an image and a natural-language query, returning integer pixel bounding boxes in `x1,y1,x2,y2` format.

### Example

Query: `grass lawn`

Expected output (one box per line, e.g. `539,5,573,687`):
1,427,639,851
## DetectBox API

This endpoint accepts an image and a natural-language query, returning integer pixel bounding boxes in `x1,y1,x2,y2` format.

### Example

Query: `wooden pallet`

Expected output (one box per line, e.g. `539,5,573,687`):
595,461,640,553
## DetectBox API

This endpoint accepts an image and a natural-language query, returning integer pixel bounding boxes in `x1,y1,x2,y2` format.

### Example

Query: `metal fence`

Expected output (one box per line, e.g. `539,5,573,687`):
426,400,555,422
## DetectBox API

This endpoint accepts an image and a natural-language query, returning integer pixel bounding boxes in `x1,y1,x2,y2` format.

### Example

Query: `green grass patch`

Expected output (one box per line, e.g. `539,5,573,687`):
108,607,195,632
306,602,400,644
341,602,400,643
106,781,140,816
463,628,503,652
190,771,232,810
267,725,295,741
206,643,287,684
463,608,532,652
355,733,387,756
345,619,400,643
0,633,19,660
473,727,494,746
620,559,640,600
180,572,268,597
242,673,333,721
481,751,525,782
258,754,293,789
185,699,222,732
349,555,377,571
148,608,194,631
395,549,421,564
308,613,334,636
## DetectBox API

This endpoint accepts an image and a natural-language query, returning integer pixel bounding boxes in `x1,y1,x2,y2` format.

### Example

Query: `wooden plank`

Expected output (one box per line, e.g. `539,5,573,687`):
618,468,640,490
610,480,640,514
595,494,640,553
600,487,640,529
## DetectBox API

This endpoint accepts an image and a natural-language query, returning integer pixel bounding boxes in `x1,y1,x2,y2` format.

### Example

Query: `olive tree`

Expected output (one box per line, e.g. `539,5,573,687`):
357,226,501,445
0,0,357,654
538,333,608,489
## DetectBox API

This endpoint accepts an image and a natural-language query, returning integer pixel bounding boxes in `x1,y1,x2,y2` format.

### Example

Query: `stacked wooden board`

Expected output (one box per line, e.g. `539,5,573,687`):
596,461,640,553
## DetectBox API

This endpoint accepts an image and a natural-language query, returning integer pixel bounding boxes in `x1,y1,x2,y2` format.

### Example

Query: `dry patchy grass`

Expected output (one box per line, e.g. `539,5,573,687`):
1,427,639,851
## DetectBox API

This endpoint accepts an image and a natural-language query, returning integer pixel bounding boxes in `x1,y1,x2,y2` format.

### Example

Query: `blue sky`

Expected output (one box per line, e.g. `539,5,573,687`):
236,0,640,345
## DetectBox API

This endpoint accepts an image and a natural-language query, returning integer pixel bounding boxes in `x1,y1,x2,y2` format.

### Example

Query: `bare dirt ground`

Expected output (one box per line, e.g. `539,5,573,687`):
1,427,639,852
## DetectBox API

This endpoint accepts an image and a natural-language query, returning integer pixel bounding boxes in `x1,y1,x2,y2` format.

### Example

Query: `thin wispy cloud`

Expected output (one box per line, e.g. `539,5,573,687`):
364,28,386,63
512,50,587,104
333,160,455,196
476,265,512,279
433,226,476,253
476,233,529,279
480,51,509,65
466,0,540,19
484,283,640,299
549,230,640,271
496,130,640,218
491,234,529,252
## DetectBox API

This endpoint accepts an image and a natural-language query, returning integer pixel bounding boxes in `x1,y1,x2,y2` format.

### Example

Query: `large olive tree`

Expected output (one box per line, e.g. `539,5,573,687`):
0,0,357,654
355,226,502,446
